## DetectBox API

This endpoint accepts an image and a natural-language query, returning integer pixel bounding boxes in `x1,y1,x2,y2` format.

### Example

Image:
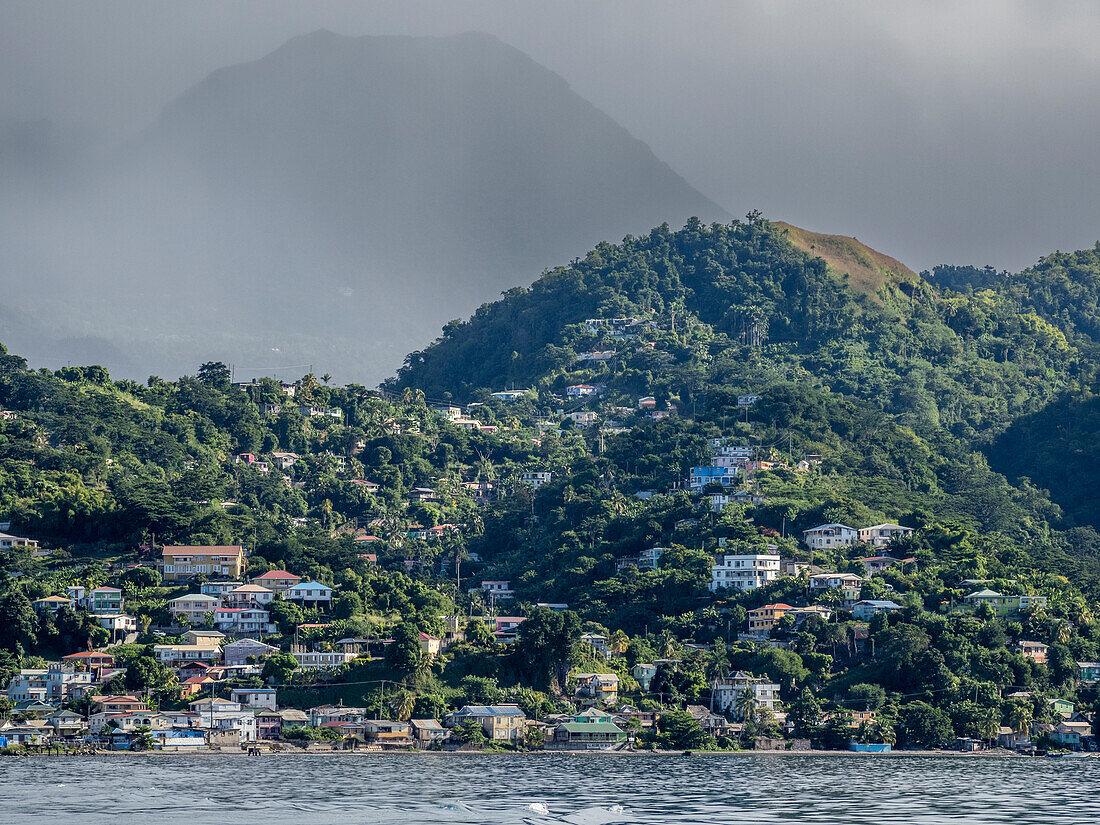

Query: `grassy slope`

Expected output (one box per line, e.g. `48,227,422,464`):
773,221,919,296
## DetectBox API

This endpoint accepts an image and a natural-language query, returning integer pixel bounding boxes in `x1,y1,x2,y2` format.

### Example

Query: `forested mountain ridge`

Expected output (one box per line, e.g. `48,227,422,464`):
389,215,1084,445
2,213,1100,751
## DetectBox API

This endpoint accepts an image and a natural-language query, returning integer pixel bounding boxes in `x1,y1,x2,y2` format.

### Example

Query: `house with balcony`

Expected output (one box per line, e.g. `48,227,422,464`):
553,720,627,750
286,581,334,607
803,524,858,550
748,603,793,635
445,705,527,743
251,569,301,594
230,688,277,711
521,471,552,489
711,672,781,718
159,545,246,583
574,673,619,706
88,587,124,613
851,600,902,621
480,580,515,602
225,584,275,607
168,593,220,623
61,651,115,671
857,523,914,547
362,720,413,747
1018,641,1049,664
223,638,279,666
154,642,222,666
709,553,780,592
809,572,864,600
688,465,737,491
410,718,449,746
214,606,276,635
1077,662,1100,684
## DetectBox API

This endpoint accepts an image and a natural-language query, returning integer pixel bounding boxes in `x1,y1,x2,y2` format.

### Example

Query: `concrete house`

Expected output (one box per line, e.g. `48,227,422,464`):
445,705,526,743
251,570,301,594
803,524,858,550
709,553,780,592
857,523,914,547
286,581,334,606
159,545,246,582
711,672,781,718
168,593,220,623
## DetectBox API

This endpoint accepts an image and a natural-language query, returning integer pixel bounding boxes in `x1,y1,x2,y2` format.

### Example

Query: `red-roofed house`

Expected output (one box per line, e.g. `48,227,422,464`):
418,633,442,656
62,651,115,670
748,603,794,635
252,569,301,594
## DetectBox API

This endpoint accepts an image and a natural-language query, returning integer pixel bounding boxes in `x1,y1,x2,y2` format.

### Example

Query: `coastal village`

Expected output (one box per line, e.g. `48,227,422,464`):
1,309,1099,757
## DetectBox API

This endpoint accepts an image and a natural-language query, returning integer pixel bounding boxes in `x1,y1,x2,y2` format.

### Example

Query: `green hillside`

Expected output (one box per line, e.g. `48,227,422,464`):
2,214,1099,751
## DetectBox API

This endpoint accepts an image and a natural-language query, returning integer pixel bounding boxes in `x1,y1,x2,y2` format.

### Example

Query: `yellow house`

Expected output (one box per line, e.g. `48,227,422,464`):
160,545,245,583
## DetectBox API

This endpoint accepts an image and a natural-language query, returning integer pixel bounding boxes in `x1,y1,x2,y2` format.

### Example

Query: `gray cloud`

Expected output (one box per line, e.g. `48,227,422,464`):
2,1,1098,276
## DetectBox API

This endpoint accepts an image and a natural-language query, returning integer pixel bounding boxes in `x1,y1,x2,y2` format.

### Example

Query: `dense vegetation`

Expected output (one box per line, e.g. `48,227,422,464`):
2,215,1099,749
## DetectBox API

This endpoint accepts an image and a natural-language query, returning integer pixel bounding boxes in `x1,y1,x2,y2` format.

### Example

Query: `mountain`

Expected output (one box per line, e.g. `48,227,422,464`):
388,216,1079,444
0,31,725,382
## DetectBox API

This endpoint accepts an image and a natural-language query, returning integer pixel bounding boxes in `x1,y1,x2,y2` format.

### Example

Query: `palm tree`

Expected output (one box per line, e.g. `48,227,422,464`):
391,691,416,722
735,687,758,723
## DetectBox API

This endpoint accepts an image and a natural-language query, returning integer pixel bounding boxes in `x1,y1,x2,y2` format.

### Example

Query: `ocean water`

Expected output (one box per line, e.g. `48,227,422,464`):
3,752,1097,824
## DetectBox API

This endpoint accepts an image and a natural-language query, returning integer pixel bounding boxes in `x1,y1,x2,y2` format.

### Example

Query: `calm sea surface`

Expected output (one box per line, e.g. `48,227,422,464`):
2,753,1097,824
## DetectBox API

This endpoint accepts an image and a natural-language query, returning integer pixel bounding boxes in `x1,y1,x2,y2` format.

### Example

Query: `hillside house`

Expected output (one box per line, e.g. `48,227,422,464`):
803,524,858,550
286,581,334,606
159,545,246,583
480,580,515,602
521,471,552,489
445,705,526,743
709,553,780,592
748,603,793,635
857,523,914,547
574,673,619,706
88,587,124,613
1018,641,1049,664
32,595,75,614
168,593,220,623
711,672,780,718
851,600,902,620
230,688,277,711
689,465,737,491
251,569,301,593
225,584,276,607
0,531,39,552
223,638,279,666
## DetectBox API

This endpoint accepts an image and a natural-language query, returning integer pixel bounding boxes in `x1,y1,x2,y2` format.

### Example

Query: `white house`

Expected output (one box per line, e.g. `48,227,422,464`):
168,593,220,623
857,523,914,547
566,384,598,398
286,581,334,606
521,471,552,489
214,606,276,635
711,672,780,718
709,553,780,592
809,572,864,592
803,524,858,550
223,638,279,666
230,687,277,711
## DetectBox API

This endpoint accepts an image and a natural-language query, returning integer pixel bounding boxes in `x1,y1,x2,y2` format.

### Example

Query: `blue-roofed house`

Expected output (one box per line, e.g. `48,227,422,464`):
286,581,334,607
444,704,527,742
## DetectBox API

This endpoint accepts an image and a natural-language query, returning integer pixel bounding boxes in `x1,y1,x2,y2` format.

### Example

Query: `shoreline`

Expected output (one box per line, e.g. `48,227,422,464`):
8,746,1090,759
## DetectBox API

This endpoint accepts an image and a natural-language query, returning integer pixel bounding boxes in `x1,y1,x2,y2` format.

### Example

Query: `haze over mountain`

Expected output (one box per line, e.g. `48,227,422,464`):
0,30,725,383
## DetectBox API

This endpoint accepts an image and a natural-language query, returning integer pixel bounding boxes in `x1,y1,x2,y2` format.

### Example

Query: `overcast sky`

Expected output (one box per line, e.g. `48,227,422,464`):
3,0,1099,272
